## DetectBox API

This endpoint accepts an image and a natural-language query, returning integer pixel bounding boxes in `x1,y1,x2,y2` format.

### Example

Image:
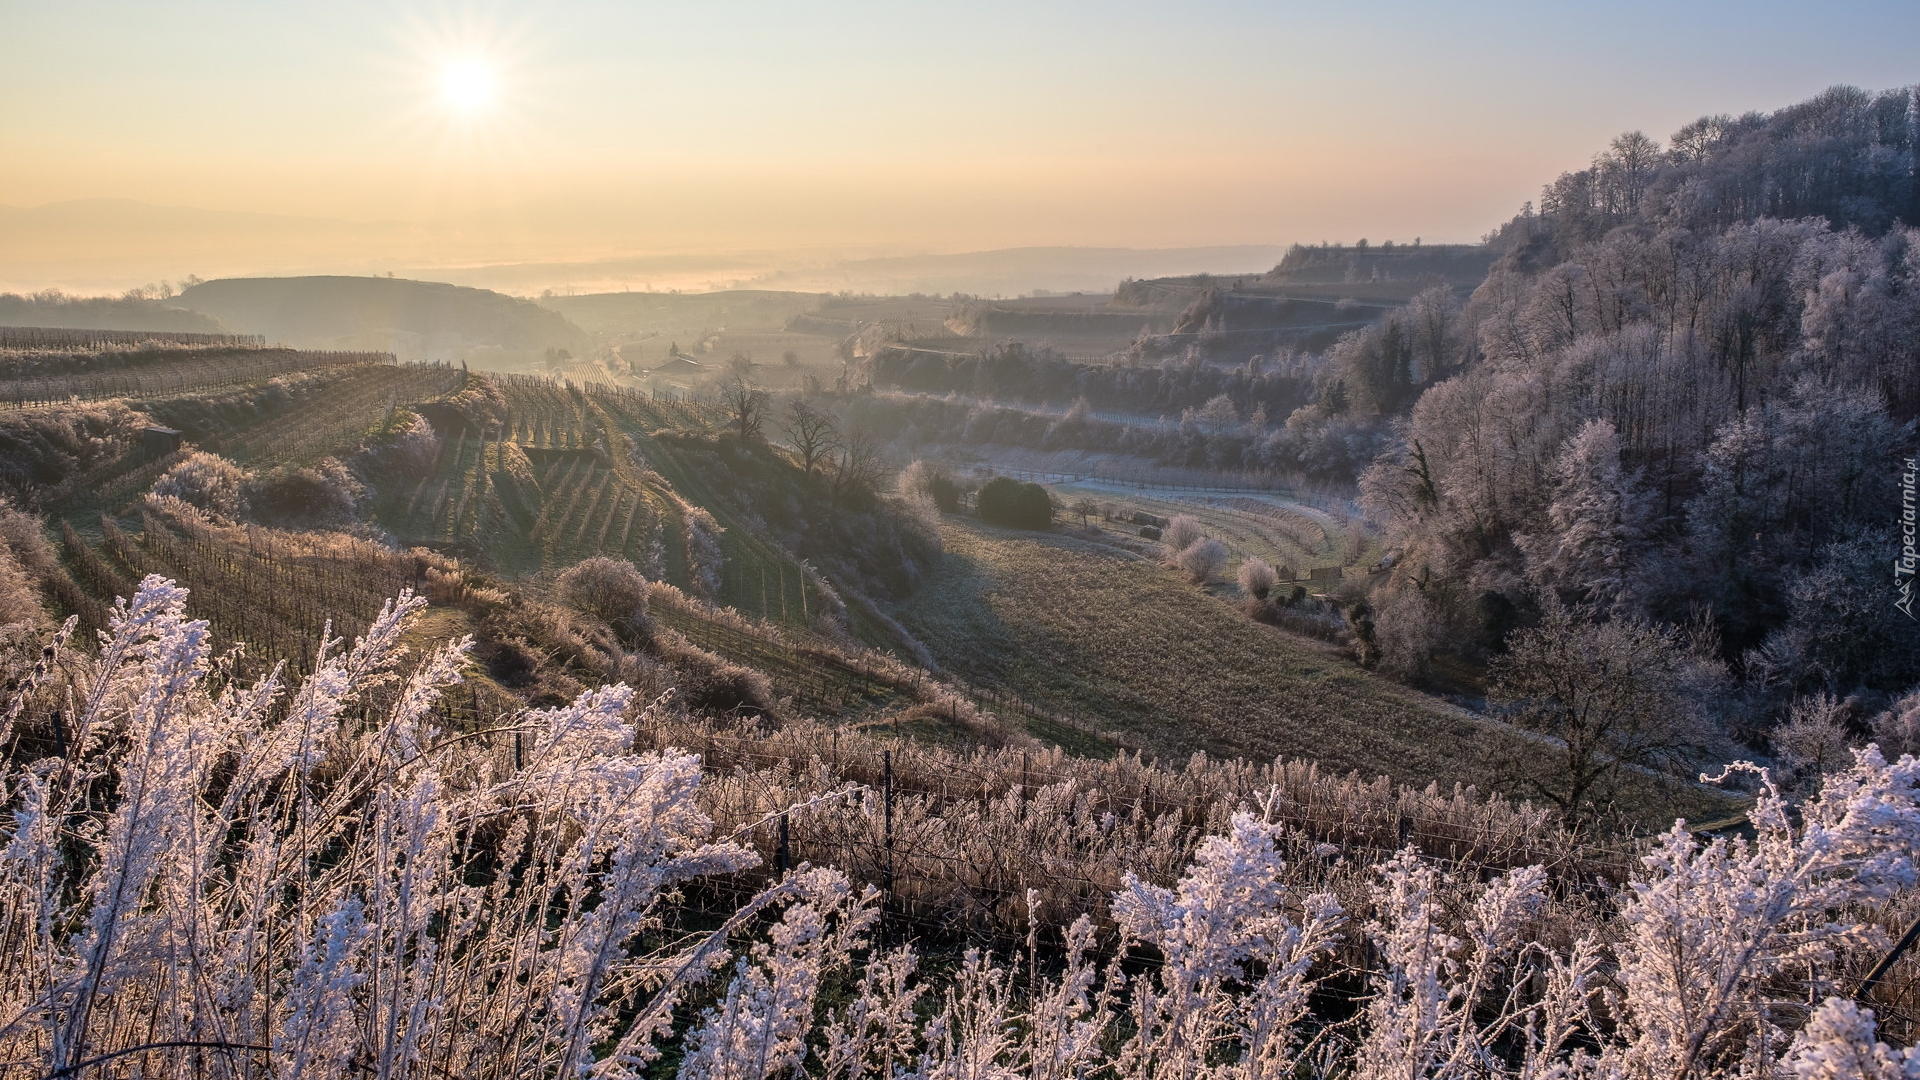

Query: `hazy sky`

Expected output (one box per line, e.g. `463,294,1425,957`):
3,0,1917,273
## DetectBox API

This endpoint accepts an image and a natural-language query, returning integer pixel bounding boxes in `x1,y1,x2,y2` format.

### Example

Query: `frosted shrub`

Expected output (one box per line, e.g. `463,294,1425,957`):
897,459,963,513
1602,751,1920,1078
556,554,652,638
4,579,1920,1077
1349,855,1598,1078
151,448,248,519
1176,537,1228,583
379,410,442,476
1237,555,1277,599
1162,513,1205,553
1109,809,1342,1077
243,456,368,527
1781,999,1920,1079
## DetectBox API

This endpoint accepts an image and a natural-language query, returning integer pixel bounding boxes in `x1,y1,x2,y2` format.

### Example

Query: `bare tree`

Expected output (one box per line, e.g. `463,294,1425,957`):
830,428,887,504
1489,599,1700,819
721,374,769,442
1604,130,1661,213
782,398,837,478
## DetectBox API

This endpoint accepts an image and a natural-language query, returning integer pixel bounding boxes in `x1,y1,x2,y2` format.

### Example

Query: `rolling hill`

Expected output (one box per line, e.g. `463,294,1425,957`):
172,275,591,366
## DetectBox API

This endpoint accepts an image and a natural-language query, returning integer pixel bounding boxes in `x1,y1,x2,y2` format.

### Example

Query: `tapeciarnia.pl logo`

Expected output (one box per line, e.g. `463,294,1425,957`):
1899,457,1917,619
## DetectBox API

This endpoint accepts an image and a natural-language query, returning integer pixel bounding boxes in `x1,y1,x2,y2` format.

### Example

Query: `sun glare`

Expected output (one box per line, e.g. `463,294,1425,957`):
439,59,497,113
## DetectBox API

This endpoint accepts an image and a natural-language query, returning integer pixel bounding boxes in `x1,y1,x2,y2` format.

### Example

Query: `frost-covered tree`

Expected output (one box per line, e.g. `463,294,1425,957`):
556,555,653,640
1517,418,1657,616
1873,688,1920,759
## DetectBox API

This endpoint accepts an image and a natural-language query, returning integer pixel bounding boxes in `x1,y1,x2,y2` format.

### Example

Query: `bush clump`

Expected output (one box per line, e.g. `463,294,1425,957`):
1161,514,1204,552
975,477,1052,529
242,459,366,528
555,556,654,644
1237,556,1277,599
151,451,248,519
898,460,966,513
1176,538,1228,583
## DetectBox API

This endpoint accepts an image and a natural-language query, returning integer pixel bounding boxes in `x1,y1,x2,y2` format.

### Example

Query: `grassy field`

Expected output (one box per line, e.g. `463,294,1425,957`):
895,517,1734,820
900,518,1463,770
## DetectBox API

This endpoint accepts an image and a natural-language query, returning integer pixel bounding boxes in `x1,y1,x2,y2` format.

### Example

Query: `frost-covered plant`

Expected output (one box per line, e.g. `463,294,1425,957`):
1237,556,1277,599
1779,998,1920,1079
686,506,726,599
1162,514,1205,554
1872,688,1920,759
1773,693,1857,791
1602,750,1920,1078
1109,809,1343,1078
679,869,876,1080
1373,584,1437,683
0,575,767,1079
0,543,44,633
377,410,442,476
1349,854,1598,1079
557,554,652,636
5,578,1920,1078
243,456,368,527
1176,538,1228,583
151,448,248,518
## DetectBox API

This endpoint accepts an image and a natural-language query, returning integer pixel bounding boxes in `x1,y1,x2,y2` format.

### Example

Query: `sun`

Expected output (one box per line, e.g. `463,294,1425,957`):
438,59,497,113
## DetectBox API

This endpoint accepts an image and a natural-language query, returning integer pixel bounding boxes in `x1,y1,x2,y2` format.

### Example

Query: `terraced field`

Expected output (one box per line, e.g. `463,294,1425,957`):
222,363,467,468
370,377,827,643
1056,483,1381,584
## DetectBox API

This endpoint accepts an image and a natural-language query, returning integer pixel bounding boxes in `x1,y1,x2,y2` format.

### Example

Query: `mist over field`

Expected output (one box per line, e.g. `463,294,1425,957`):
4,2,1920,1076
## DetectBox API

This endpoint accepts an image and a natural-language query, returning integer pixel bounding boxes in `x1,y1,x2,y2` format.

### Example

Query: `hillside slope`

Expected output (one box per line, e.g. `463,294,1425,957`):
0,292,231,334
174,275,590,366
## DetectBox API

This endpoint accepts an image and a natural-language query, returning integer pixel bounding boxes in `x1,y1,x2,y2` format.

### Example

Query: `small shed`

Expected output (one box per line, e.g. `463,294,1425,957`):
1308,565,1343,585
141,426,183,458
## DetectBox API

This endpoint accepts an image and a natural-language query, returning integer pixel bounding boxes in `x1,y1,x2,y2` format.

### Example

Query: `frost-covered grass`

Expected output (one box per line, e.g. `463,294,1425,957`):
2,576,1918,1077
